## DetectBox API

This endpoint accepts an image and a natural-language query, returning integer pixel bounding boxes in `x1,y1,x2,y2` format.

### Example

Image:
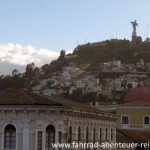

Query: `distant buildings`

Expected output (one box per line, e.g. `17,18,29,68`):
32,59,149,103
32,66,101,97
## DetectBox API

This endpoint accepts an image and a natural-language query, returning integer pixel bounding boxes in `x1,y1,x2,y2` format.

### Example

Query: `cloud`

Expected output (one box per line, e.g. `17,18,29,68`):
0,43,60,75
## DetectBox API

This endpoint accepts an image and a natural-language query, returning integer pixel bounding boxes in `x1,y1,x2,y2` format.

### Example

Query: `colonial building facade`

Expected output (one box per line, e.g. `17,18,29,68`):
117,87,150,129
0,89,117,150
117,105,150,129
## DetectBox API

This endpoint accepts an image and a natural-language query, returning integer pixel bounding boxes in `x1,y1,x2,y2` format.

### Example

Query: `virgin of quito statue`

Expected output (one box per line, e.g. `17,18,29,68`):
131,20,138,42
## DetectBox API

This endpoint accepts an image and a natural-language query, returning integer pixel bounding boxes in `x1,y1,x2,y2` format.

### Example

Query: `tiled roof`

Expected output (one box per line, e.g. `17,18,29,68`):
122,87,150,106
117,129,150,143
0,89,114,115
124,87,150,103
0,89,62,106
122,99,150,106
116,130,135,144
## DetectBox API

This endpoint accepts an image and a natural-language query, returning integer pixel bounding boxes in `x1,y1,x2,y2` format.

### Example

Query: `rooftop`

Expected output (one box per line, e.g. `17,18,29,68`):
124,87,150,103
117,129,150,143
122,99,150,106
122,87,150,106
0,89,116,117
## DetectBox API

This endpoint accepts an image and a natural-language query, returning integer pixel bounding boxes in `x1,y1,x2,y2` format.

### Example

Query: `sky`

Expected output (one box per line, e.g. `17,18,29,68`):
0,0,150,74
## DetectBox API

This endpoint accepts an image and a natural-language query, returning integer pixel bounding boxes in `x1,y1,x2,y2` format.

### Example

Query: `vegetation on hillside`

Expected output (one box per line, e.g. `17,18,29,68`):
0,38,150,103
73,39,150,67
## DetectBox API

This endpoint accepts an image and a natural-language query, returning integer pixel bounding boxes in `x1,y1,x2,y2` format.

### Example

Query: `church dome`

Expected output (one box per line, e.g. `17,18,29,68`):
124,87,150,103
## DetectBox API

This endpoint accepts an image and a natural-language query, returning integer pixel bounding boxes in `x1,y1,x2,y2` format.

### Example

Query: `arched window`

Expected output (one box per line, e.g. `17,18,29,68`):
144,116,149,125
4,124,16,149
93,127,96,143
78,127,81,142
46,125,55,150
122,116,129,124
86,127,89,143
100,128,102,144
68,126,72,143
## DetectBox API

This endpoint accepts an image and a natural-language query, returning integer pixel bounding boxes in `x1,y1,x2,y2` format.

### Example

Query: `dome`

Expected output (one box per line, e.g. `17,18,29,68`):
124,87,150,103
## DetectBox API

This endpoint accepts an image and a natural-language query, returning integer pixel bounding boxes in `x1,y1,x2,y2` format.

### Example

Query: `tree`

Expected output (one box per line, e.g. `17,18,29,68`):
41,64,49,73
127,83,133,89
60,50,66,58
25,62,35,78
58,50,67,67
121,80,127,89
12,69,19,77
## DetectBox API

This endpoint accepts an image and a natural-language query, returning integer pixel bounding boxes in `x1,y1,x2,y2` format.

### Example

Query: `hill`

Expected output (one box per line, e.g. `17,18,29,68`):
70,39,150,70
1,38,150,103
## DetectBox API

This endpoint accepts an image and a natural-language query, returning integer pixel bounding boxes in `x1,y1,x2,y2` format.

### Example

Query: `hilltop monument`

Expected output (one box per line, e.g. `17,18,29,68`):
131,20,138,42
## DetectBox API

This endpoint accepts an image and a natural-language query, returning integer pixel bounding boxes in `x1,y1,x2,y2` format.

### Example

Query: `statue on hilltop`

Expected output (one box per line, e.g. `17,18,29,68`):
131,20,139,43
131,20,138,36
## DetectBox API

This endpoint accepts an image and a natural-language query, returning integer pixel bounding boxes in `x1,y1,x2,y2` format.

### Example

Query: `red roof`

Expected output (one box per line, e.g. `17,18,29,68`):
123,87,150,106
124,87,150,102
122,99,150,106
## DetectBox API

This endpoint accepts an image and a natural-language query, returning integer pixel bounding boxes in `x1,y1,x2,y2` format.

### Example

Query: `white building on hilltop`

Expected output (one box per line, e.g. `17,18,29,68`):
0,89,117,150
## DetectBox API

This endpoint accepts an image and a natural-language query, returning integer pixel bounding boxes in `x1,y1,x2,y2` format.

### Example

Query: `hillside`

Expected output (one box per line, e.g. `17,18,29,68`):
70,39,150,68
1,38,150,103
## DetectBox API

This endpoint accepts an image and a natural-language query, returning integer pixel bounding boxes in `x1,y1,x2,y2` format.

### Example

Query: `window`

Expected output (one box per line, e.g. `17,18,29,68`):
111,128,113,141
105,128,107,141
144,116,150,125
37,131,42,150
86,127,89,143
78,127,81,142
100,128,102,144
4,124,16,149
46,125,55,150
122,116,129,124
93,127,96,143
68,126,72,143
58,132,62,143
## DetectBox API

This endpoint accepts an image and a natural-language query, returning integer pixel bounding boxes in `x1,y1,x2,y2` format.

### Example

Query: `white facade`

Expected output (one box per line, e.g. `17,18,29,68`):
0,105,117,150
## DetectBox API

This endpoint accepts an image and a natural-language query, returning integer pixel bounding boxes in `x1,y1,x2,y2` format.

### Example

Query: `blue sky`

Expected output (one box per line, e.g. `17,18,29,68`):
0,0,150,51
0,0,150,74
